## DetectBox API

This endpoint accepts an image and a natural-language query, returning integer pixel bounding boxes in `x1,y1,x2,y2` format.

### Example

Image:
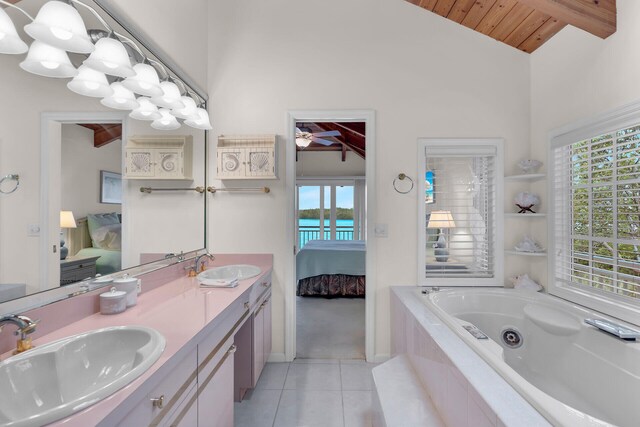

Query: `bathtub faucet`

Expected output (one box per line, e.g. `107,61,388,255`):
421,286,440,295
585,318,640,341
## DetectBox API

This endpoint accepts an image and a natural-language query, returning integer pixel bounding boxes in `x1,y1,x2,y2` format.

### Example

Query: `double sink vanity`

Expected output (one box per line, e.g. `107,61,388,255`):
0,254,273,427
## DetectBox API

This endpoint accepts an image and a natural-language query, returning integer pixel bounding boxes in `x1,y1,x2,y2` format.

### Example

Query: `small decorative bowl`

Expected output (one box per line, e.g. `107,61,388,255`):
517,159,543,174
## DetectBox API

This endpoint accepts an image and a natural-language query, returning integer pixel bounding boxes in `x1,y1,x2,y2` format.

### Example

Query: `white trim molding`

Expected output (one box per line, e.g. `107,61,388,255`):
285,110,376,362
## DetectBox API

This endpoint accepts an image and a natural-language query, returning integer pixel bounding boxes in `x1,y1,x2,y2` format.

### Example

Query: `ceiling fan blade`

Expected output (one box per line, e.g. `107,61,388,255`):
312,130,341,138
312,137,336,146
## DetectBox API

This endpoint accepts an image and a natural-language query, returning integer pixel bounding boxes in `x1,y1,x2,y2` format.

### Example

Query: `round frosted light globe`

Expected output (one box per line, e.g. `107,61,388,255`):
129,97,162,121
67,65,113,98
20,40,77,78
184,108,212,130
83,37,134,78
101,82,139,110
122,63,163,97
0,7,28,54
151,108,180,130
24,1,94,54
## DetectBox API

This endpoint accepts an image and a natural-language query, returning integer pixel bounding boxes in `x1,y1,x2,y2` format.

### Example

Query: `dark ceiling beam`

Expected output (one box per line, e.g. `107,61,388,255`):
517,0,616,39
78,123,122,148
314,122,366,159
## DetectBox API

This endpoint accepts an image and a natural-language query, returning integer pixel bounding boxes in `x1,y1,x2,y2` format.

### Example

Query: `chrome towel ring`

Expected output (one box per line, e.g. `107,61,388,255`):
0,174,19,194
393,173,414,194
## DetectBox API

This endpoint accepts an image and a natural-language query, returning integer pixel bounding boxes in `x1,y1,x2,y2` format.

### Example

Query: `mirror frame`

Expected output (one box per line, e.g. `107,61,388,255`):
0,1,209,316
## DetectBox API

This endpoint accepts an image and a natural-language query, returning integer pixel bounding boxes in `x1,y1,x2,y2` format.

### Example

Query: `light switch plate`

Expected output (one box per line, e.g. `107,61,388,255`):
374,223,388,238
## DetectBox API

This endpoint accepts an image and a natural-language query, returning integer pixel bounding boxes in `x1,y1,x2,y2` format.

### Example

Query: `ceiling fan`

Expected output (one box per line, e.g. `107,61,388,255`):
295,127,341,148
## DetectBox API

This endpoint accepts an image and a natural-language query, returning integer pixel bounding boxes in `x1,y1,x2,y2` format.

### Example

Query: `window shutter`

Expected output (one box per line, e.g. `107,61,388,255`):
421,143,501,281
552,125,640,300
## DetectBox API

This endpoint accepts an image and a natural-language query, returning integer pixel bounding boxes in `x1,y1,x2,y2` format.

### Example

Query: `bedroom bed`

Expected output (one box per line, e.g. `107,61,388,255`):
69,213,122,275
296,239,366,297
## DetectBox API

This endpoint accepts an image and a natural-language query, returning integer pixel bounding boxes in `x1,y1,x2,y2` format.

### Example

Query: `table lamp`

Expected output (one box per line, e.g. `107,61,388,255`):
427,210,456,262
60,210,77,260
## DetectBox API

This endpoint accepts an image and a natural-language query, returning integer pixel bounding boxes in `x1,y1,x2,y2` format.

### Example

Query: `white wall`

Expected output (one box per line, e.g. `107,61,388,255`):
296,151,365,177
530,0,640,289
105,0,208,91
61,125,122,221
207,0,531,360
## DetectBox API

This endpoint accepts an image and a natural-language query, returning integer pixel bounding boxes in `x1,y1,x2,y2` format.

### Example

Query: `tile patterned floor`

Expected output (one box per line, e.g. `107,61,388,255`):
234,360,376,427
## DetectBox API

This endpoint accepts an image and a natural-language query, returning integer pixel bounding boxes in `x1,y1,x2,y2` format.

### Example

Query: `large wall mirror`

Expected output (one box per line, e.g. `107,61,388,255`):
0,0,207,313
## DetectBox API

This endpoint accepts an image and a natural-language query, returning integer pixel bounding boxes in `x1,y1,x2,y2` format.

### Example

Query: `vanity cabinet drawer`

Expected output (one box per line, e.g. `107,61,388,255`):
249,273,271,308
118,347,197,427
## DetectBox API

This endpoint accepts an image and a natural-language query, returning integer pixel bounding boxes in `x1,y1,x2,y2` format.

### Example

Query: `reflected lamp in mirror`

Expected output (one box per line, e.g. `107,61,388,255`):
59,210,77,260
427,210,456,262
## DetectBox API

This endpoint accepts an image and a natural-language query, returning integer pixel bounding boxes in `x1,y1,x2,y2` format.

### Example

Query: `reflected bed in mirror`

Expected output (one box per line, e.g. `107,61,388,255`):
0,0,208,312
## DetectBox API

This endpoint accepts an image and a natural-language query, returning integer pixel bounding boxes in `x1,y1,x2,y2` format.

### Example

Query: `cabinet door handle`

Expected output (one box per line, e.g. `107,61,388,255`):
244,302,250,309
228,344,237,354
261,282,269,287
151,395,165,409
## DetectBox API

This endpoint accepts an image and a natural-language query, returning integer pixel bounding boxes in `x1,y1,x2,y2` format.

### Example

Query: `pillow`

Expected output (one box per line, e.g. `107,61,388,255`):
90,223,121,250
87,213,120,248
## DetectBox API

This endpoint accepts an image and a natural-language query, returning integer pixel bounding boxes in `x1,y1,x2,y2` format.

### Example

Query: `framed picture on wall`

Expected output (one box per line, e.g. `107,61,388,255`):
100,170,122,204
425,170,435,204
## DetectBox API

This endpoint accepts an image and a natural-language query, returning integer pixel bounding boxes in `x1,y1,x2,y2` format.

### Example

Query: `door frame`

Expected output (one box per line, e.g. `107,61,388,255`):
40,111,128,291
285,110,376,362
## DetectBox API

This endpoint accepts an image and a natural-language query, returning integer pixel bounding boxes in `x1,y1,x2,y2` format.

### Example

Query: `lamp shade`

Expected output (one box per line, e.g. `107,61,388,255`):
427,211,456,229
60,210,77,228
129,97,161,121
184,108,212,130
122,63,163,97
24,1,94,54
67,65,113,97
151,108,180,130
20,41,77,78
83,37,134,78
100,82,139,110
0,7,28,54
150,81,185,109
172,96,198,119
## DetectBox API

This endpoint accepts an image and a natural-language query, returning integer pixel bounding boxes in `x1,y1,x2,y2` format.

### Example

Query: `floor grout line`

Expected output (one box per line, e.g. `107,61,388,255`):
270,362,290,427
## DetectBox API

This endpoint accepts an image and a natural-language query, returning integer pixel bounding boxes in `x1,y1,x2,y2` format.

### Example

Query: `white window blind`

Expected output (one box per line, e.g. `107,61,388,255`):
421,141,503,286
553,124,640,300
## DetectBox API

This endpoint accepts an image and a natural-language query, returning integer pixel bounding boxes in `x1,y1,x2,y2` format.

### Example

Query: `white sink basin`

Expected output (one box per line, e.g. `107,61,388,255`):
197,264,261,284
0,326,165,427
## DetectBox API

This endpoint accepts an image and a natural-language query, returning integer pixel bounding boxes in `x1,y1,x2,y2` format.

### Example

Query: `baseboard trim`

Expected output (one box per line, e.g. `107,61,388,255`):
267,353,287,363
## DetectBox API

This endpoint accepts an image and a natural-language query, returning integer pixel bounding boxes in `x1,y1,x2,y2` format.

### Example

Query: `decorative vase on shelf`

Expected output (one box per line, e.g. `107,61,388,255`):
434,233,449,262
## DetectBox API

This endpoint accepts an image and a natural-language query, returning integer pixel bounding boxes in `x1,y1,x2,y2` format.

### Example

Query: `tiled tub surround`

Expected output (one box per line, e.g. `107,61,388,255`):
425,288,640,427
390,287,550,427
0,254,272,426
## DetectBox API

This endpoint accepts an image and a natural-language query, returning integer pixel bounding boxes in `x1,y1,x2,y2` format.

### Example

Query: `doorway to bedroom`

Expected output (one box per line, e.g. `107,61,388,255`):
294,121,367,360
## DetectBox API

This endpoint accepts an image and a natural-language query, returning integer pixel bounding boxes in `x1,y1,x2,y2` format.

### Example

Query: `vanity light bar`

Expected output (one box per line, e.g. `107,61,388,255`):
0,0,210,131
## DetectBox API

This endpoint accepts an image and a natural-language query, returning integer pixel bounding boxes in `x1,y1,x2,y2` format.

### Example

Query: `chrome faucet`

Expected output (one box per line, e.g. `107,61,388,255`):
421,286,440,295
188,253,215,277
0,314,38,353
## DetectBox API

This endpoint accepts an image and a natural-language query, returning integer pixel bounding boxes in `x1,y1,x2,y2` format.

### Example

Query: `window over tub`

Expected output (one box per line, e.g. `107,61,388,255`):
417,138,504,287
550,103,640,325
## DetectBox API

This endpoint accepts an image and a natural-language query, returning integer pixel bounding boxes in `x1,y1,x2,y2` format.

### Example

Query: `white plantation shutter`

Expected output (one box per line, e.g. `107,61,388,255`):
552,124,640,300
418,139,504,286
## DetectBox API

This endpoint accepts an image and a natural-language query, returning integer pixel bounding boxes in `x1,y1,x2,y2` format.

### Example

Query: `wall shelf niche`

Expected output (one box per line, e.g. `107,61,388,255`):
505,250,547,257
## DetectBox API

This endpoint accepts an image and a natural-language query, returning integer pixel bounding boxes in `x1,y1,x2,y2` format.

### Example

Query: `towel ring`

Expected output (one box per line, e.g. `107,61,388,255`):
393,173,414,194
0,174,19,194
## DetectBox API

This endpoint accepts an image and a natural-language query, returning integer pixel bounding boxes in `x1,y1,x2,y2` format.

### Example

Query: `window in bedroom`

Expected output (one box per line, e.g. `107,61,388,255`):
296,181,361,249
417,139,504,286
551,120,640,317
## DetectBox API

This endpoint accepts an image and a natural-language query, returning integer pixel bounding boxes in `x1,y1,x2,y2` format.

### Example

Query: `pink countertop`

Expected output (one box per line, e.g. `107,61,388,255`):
2,254,273,427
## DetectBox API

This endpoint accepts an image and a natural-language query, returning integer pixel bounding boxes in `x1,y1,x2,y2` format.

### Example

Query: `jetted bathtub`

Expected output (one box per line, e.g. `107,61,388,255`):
423,288,640,427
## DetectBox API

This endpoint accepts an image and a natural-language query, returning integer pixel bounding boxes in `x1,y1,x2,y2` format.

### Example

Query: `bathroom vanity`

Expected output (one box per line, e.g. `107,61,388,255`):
0,254,272,427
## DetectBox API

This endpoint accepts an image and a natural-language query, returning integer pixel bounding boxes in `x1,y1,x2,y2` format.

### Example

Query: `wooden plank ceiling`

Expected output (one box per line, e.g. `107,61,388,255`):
405,0,616,53
296,122,366,161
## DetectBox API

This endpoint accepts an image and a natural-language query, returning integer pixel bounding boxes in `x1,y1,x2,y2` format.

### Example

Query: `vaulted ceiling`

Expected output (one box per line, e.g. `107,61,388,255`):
405,0,616,53
296,122,366,161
